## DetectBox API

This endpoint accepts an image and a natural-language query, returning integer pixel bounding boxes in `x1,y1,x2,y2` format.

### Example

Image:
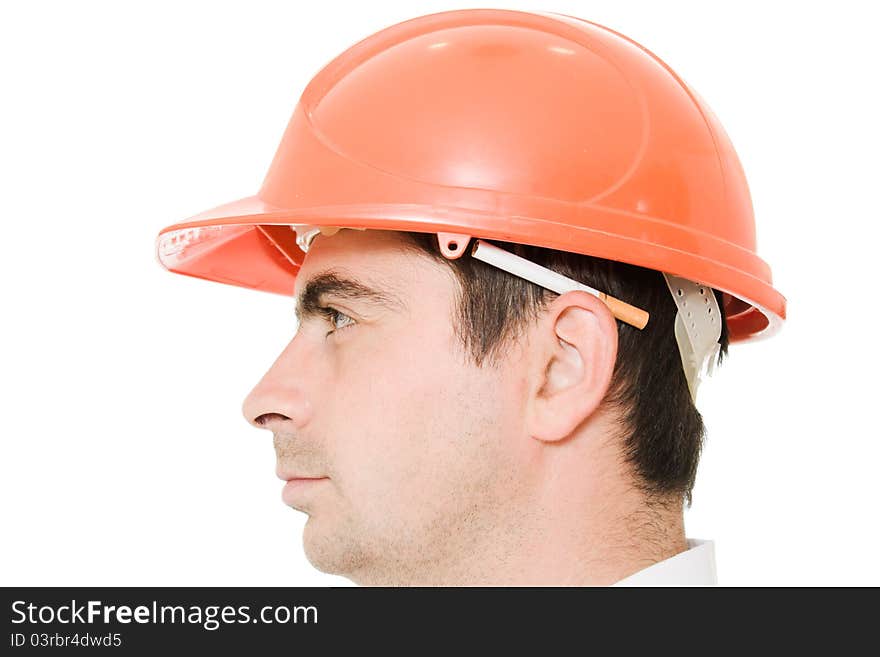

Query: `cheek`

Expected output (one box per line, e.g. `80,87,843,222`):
324,323,520,517
325,324,457,477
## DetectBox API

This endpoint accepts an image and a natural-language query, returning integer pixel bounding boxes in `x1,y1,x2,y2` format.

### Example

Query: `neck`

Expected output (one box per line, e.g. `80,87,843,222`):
389,443,687,586
512,492,689,586
359,478,688,587
436,492,687,586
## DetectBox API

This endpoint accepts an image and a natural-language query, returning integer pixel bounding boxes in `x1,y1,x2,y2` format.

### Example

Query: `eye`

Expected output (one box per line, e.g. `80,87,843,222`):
318,306,356,336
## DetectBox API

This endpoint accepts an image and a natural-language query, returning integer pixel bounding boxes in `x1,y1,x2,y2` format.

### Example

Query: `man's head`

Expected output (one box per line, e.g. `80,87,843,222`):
242,227,728,585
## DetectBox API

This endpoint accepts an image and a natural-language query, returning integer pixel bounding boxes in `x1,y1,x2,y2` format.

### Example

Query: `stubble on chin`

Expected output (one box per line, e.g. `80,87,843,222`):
300,512,372,580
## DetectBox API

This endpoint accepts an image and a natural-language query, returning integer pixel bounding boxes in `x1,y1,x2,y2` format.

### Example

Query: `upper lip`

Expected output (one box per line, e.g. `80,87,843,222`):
276,468,327,482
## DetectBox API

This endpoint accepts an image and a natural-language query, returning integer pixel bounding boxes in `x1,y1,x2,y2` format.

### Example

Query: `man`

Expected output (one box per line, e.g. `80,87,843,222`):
157,9,785,585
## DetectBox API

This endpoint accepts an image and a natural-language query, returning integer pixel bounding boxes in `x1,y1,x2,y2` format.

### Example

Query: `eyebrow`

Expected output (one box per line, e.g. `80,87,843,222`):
294,270,407,324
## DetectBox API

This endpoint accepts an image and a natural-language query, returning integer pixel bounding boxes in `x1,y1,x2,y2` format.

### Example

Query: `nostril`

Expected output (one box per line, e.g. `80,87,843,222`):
254,412,291,427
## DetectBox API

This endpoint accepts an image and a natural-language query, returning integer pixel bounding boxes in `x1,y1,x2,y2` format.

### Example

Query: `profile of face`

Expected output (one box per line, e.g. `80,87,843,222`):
242,228,618,585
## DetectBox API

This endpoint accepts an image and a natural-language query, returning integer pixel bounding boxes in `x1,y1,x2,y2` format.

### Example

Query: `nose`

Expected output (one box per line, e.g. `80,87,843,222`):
242,339,314,432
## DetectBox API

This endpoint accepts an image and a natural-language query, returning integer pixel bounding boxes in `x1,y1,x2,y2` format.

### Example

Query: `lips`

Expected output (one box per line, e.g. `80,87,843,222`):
276,466,326,482
279,473,326,482
281,476,329,506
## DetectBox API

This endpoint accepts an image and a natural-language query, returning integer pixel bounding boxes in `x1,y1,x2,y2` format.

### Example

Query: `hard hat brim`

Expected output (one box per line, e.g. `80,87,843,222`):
156,194,785,343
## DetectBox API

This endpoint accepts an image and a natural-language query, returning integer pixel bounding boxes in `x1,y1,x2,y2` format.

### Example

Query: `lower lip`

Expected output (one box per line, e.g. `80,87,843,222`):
282,478,328,505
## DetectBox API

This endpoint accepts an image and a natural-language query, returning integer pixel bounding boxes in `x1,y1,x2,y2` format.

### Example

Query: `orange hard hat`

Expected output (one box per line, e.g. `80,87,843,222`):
157,8,785,342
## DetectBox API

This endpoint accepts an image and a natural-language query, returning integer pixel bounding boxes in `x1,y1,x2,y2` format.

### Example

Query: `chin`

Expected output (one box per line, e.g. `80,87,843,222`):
301,514,367,580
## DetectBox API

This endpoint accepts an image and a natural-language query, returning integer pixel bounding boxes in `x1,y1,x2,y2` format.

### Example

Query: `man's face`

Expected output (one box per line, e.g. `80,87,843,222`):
242,229,532,584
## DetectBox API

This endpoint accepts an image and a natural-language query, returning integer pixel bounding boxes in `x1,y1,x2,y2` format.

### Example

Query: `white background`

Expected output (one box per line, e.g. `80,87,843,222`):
1,0,877,586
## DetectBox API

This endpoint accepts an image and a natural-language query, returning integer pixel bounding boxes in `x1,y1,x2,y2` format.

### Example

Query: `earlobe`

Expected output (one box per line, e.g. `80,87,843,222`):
528,293,618,442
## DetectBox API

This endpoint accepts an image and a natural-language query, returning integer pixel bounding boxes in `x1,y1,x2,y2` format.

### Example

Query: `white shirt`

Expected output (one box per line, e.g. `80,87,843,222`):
613,538,717,586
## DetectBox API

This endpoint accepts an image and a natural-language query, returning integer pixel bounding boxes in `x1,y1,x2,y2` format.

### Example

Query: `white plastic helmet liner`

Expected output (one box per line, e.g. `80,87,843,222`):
290,225,366,253
662,273,722,403
292,225,337,252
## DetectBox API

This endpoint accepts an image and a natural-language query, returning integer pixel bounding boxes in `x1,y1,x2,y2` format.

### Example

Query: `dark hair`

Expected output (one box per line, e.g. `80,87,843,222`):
399,231,729,506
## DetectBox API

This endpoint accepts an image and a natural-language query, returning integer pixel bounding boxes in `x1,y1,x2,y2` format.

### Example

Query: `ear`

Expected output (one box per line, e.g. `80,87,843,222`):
526,291,618,442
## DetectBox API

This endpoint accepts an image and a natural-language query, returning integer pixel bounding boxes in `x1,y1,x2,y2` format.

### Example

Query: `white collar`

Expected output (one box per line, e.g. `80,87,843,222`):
613,538,717,586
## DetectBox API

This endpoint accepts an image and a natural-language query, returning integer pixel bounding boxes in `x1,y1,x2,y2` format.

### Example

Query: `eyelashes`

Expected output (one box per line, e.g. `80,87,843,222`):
317,305,356,335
